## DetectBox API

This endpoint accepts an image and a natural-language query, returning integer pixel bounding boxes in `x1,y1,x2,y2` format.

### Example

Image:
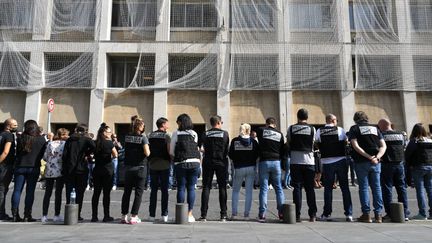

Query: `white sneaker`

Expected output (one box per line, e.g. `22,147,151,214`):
162,215,168,223
346,215,353,222
319,214,332,221
86,185,90,191
41,215,48,223
53,215,64,222
188,215,196,223
148,216,155,222
129,216,141,225
269,185,274,190
121,214,129,224
112,186,117,191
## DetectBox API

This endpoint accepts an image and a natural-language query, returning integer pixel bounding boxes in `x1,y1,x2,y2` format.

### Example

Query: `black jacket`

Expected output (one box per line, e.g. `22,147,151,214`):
229,136,259,168
62,133,95,175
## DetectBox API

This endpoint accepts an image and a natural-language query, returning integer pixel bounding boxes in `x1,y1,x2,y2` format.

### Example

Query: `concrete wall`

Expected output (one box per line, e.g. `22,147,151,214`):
0,91,26,127
416,92,432,132
170,31,217,42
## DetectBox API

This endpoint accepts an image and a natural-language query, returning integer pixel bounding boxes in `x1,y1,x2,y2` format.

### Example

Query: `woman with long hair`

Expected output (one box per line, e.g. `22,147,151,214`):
41,128,69,223
121,117,150,224
12,120,47,222
91,123,118,222
405,123,432,220
169,113,201,223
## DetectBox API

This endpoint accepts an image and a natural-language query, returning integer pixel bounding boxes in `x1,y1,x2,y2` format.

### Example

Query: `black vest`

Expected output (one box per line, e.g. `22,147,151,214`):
124,134,145,166
351,124,381,161
174,131,200,162
318,126,345,158
148,130,170,160
258,127,283,161
203,129,228,162
416,140,432,165
290,124,314,152
381,130,405,163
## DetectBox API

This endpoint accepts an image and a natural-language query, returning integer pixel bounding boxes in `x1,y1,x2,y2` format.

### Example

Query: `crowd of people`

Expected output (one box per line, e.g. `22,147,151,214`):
0,109,431,224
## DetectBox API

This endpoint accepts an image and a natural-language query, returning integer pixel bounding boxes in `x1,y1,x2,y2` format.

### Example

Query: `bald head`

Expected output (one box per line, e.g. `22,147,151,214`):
3,118,17,132
325,114,337,125
378,118,391,131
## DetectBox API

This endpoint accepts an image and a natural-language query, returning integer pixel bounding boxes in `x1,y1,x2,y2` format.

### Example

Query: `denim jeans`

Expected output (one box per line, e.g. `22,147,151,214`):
291,164,317,218
232,166,255,217
354,162,383,215
112,158,118,187
175,165,200,211
381,162,409,217
411,165,432,218
283,158,291,187
169,163,176,188
322,159,352,217
12,167,40,211
258,160,285,217
149,169,170,217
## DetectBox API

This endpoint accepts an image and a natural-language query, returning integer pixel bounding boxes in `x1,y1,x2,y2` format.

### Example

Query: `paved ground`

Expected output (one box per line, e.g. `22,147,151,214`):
1,183,431,242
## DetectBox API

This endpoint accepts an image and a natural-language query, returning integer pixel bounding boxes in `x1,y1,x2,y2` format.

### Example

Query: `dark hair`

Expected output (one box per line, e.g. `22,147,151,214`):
176,113,193,131
297,108,308,121
410,123,428,140
75,123,88,134
96,123,110,152
131,118,145,135
210,115,222,127
353,111,368,124
20,120,39,153
156,117,168,129
265,117,276,126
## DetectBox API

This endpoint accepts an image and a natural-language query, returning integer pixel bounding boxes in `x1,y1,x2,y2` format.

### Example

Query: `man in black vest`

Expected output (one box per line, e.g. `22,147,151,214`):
0,118,17,221
348,111,386,223
200,115,229,222
148,117,171,222
287,109,318,222
316,114,353,222
378,118,409,221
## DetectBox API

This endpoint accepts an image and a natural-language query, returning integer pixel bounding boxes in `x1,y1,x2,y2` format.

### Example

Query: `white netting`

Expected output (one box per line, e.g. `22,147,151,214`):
0,0,431,92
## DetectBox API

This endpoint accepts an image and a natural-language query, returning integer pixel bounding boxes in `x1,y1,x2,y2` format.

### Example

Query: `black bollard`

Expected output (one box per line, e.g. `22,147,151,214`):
175,203,188,224
390,202,405,223
64,204,78,225
282,203,296,224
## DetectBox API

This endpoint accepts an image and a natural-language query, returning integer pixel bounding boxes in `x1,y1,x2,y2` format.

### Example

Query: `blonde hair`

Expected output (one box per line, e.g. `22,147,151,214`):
239,123,251,136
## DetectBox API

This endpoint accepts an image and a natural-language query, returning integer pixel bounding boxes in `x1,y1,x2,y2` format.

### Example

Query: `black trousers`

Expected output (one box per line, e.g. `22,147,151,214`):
121,166,146,215
0,164,13,217
92,168,113,218
291,164,317,218
149,169,170,217
201,163,228,218
42,177,64,216
65,173,88,218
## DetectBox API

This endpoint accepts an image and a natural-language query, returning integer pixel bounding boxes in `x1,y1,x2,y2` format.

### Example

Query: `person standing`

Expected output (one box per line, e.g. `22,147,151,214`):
121,118,150,224
377,118,410,221
316,114,353,222
91,124,117,222
348,111,386,223
287,109,319,222
199,115,230,222
111,133,122,191
405,123,432,220
62,123,96,221
148,117,171,222
0,118,17,221
41,128,69,223
170,114,201,223
229,123,259,220
256,117,285,222
12,120,47,222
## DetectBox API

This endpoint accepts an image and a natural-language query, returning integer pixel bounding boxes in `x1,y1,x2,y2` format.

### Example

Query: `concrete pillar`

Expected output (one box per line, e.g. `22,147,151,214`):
96,0,112,41
217,0,229,42
156,0,171,41
401,92,418,134
32,0,53,40
153,52,169,131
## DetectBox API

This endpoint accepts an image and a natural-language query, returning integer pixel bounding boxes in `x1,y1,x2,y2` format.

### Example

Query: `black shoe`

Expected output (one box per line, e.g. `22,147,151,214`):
220,216,227,222
103,216,114,222
12,209,22,222
23,209,36,222
91,217,98,222
78,216,84,221
0,214,12,221
198,216,207,222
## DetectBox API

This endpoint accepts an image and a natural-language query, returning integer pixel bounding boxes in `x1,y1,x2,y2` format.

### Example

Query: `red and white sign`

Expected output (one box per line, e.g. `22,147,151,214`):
47,98,55,113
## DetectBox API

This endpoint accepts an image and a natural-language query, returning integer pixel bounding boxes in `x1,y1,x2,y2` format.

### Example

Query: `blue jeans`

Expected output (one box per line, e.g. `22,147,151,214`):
411,165,432,218
322,159,352,217
354,162,383,215
283,158,291,187
169,163,175,188
291,164,317,217
12,167,40,211
381,162,409,217
232,166,255,217
87,163,94,187
175,165,200,211
258,160,285,217
112,158,118,187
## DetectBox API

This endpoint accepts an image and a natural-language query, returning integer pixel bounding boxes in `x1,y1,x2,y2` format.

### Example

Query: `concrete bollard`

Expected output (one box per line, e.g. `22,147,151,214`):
390,202,405,223
64,204,78,225
282,203,296,224
175,203,188,224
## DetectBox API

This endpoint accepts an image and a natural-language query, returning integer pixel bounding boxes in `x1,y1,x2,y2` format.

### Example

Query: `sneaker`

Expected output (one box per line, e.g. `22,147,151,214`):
257,216,266,223
411,214,428,220
41,215,48,223
53,215,63,222
198,216,207,222
148,216,155,222
220,216,227,222
129,216,141,225
269,185,274,190
121,215,129,224
374,214,382,223
188,215,196,223
86,185,91,191
287,186,293,190
405,217,410,222
309,216,316,222
346,215,353,222
358,213,372,223
319,214,332,222
112,186,117,191
162,215,168,223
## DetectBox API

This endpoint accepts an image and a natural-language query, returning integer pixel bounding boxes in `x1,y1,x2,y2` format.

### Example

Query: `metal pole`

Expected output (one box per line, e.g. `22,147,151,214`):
47,111,52,133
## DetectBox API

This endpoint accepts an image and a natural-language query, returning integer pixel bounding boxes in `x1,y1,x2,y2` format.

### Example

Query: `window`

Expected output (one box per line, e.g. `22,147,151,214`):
44,53,93,87
0,52,30,87
232,55,278,89
349,2,391,31
291,55,340,89
413,56,432,90
169,56,204,82
356,55,402,89
410,3,432,31
170,2,217,28
52,0,97,31
0,0,34,30
112,0,157,28
231,4,275,30
289,3,332,30
109,56,155,88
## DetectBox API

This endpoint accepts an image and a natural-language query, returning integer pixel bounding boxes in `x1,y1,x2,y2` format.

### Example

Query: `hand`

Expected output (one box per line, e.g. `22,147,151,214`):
314,173,322,189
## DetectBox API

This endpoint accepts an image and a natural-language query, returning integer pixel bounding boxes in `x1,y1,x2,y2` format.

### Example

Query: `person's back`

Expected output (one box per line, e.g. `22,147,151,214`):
16,135,46,168
256,126,283,161
202,128,229,164
124,133,147,166
62,133,95,175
